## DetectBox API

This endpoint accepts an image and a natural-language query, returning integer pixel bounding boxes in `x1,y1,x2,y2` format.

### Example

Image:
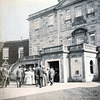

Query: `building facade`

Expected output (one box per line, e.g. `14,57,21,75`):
27,0,100,82
0,39,29,67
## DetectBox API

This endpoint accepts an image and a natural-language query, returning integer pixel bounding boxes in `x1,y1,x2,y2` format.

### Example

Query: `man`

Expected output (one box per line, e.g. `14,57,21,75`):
2,67,9,87
35,64,39,87
16,66,23,88
38,65,46,88
49,67,55,86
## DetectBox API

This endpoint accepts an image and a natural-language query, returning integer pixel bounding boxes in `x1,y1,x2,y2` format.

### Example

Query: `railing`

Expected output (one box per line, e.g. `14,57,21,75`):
41,45,68,54
68,43,96,52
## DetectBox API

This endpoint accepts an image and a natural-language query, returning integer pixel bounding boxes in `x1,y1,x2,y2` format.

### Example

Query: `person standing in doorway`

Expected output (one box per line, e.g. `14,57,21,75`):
50,67,55,86
16,66,23,88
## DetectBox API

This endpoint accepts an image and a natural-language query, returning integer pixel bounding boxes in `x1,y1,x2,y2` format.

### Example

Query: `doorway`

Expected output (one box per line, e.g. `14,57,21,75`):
48,61,59,82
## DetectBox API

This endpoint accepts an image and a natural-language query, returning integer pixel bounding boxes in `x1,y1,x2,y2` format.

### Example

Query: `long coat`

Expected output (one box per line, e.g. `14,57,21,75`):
38,67,45,78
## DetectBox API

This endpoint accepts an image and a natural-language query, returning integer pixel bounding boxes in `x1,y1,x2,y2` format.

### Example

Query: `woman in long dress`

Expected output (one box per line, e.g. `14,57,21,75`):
24,68,33,85
32,67,35,85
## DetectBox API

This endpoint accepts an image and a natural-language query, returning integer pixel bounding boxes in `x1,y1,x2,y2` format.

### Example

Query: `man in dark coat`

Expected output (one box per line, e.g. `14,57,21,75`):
38,65,46,88
35,64,39,87
16,66,23,88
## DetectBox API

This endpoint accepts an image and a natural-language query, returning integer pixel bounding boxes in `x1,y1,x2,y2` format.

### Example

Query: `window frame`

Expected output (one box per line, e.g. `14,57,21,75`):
18,47,24,59
48,14,54,26
87,1,94,14
75,5,82,17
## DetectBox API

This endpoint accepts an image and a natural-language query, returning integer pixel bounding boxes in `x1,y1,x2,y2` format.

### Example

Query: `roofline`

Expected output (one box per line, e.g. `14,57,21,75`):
0,39,29,43
27,0,89,21
27,5,57,21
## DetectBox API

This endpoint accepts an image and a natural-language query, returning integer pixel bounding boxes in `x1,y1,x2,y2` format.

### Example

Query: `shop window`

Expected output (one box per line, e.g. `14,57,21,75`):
18,47,24,59
90,60,93,74
89,33,95,45
75,5,82,17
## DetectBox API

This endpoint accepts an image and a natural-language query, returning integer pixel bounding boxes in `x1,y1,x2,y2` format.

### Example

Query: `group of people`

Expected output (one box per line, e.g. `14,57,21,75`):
16,63,55,88
0,66,10,87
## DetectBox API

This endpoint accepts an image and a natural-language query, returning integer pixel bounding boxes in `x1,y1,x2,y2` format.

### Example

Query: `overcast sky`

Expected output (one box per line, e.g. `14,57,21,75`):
0,0,58,42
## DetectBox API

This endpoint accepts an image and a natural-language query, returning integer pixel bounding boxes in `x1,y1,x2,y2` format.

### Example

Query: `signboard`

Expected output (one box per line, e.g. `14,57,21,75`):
3,47,9,60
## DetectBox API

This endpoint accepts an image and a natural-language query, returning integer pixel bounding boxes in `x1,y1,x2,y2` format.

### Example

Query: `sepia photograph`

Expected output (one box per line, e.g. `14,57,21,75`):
0,0,100,100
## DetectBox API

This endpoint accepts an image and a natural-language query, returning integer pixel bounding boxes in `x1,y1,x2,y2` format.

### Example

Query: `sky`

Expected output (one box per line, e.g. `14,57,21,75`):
0,0,58,42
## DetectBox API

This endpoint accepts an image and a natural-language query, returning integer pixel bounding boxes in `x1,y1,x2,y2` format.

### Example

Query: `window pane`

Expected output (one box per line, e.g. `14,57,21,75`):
48,15,54,26
65,9,70,20
35,20,40,29
90,34,95,45
76,6,82,17
18,47,24,58
77,36,84,44
67,37,72,45
87,2,94,14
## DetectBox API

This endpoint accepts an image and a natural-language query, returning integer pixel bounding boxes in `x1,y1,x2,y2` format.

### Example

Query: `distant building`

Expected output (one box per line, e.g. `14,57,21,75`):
0,39,29,67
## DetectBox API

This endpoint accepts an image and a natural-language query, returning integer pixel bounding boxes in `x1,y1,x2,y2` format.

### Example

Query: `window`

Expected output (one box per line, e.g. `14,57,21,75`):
48,15,54,26
77,35,84,44
3,47,9,60
18,47,24,59
35,19,40,30
87,1,94,14
65,9,71,20
90,60,93,74
90,33,95,45
67,37,72,46
75,6,82,17
60,14,64,24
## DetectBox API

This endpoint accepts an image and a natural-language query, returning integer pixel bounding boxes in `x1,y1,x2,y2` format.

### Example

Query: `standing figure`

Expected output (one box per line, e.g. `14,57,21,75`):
49,67,55,86
41,65,46,87
24,67,33,85
22,65,25,85
16,66,23,88
32,67,35,85
38,65,46,88
46,68,51,85
35,64,39,87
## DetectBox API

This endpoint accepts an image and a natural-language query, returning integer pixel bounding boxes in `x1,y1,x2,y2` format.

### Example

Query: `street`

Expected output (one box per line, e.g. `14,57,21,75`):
0,81,100,100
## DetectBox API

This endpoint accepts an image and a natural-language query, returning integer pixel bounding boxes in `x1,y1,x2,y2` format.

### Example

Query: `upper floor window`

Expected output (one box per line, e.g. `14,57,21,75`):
67,37,72,46
89,33,95,45
18,47,24,59
65,9,71,20
77,35,84,44
48,15,54,26
34,19,40,30
60,13,64,24
75,5,82,17
3,47,9,60
87,1,94,14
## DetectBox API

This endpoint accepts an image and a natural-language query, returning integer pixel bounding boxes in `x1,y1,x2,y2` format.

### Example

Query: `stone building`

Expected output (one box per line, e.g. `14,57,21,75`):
27,0,100,82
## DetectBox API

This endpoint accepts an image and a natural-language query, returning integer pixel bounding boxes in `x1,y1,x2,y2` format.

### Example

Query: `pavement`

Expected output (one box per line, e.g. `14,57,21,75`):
0,81,100,100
